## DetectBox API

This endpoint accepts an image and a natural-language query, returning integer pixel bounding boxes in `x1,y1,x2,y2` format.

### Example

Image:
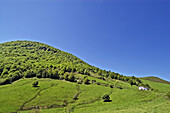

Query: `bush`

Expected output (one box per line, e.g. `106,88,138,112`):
52,69,59,79
92,80,96,84
110,85,114,88
77,80,82,84
97,82,101,85
68,73,75,82
0,79,7,85
102,94,111,102
25,70,32,78
36,73,42,78
32,81,38,87
83,78,89,84
73,94,79,100
64,73,69,80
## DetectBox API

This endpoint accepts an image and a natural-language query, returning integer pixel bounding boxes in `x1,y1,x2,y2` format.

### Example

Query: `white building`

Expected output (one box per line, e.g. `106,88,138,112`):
139,86,147,90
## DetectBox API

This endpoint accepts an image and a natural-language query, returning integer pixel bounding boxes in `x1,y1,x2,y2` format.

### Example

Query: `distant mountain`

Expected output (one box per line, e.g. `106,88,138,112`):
141,76,170,84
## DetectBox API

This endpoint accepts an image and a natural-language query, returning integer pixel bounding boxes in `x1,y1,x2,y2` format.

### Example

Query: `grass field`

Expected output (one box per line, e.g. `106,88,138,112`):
0,78,169,113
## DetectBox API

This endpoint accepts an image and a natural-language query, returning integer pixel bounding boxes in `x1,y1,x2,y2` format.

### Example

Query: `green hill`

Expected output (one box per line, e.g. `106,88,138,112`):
141,76,170,84
0,40,144,87
0,40,170,113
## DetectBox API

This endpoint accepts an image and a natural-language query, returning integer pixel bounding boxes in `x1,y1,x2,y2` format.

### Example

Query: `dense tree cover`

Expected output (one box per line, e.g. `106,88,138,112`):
0,41,150,88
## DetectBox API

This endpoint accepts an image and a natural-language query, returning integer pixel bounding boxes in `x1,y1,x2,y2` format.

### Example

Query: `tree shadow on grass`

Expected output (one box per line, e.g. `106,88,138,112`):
33,86,40,87
103,100,112,102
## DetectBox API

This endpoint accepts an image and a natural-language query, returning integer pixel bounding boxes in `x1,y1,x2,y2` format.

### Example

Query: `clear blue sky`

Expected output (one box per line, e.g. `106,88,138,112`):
0,0,170,81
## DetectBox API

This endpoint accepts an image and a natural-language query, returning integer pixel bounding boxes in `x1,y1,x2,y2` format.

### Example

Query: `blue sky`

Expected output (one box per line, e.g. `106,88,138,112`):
0,0,170,81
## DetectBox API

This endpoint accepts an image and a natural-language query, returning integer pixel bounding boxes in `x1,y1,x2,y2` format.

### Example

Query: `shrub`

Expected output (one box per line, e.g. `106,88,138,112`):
3,78,12,84
0,79,6,85
102,94,111,102
83,78,89,84
24,70,32,78
32,81,38,87
73,94,79,100
77,80,82,84
36,73,42,78
52,69,59,79
97,82,101,85
64,73,69,80
110,85,114,88
68,73,75,82
83,75,87,79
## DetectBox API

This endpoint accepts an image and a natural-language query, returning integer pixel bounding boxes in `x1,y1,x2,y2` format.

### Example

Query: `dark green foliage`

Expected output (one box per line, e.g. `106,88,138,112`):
83,75,88,79
83,78,90,84
102,94,111,102
97,82,101,85
68,73,75,82
52,69,59,79
97,70,102,75
110,85,114,88
129,79,136,86
59,70,65,76
145,84,150,89
0,41,94,84
77,80,82,84
32,81,38,87
64,73,69,80
24,70,32,78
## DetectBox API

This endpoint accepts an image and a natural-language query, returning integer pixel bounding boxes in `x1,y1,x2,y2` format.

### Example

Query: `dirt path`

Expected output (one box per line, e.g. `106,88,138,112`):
16,84,55,112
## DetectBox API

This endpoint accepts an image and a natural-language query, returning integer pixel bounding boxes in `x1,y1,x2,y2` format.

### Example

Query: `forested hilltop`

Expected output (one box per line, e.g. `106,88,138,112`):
0,41,150,89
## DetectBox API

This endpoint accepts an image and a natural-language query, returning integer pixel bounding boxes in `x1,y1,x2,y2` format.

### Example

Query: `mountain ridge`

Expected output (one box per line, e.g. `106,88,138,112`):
141,76,170,84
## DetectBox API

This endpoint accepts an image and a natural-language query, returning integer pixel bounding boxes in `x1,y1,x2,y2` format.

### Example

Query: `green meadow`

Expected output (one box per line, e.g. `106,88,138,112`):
0,78,169,113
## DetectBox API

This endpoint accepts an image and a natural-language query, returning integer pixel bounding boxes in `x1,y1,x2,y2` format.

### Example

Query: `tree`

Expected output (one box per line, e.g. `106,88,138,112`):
66,66,72,72
25,70,32,78
144,84,150,89
68,73,75,82
52,69,59,79
129,79,135,86
64,73,69,80
84,69,89,75
32,81,38,87
78,69,84,74
83,78,89,84
59,70,64,75
97,70,102,75
102,94,111,102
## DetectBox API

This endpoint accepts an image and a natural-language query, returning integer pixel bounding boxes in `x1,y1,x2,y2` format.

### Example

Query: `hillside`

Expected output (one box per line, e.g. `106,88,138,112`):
141,76,170,84
0,41,170,113
0,41,146,88
0,78,169,113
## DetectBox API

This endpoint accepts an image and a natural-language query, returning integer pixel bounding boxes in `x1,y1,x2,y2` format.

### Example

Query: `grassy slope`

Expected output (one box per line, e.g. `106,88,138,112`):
141,76,170,84
0,78,169,113
142,79,170,92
